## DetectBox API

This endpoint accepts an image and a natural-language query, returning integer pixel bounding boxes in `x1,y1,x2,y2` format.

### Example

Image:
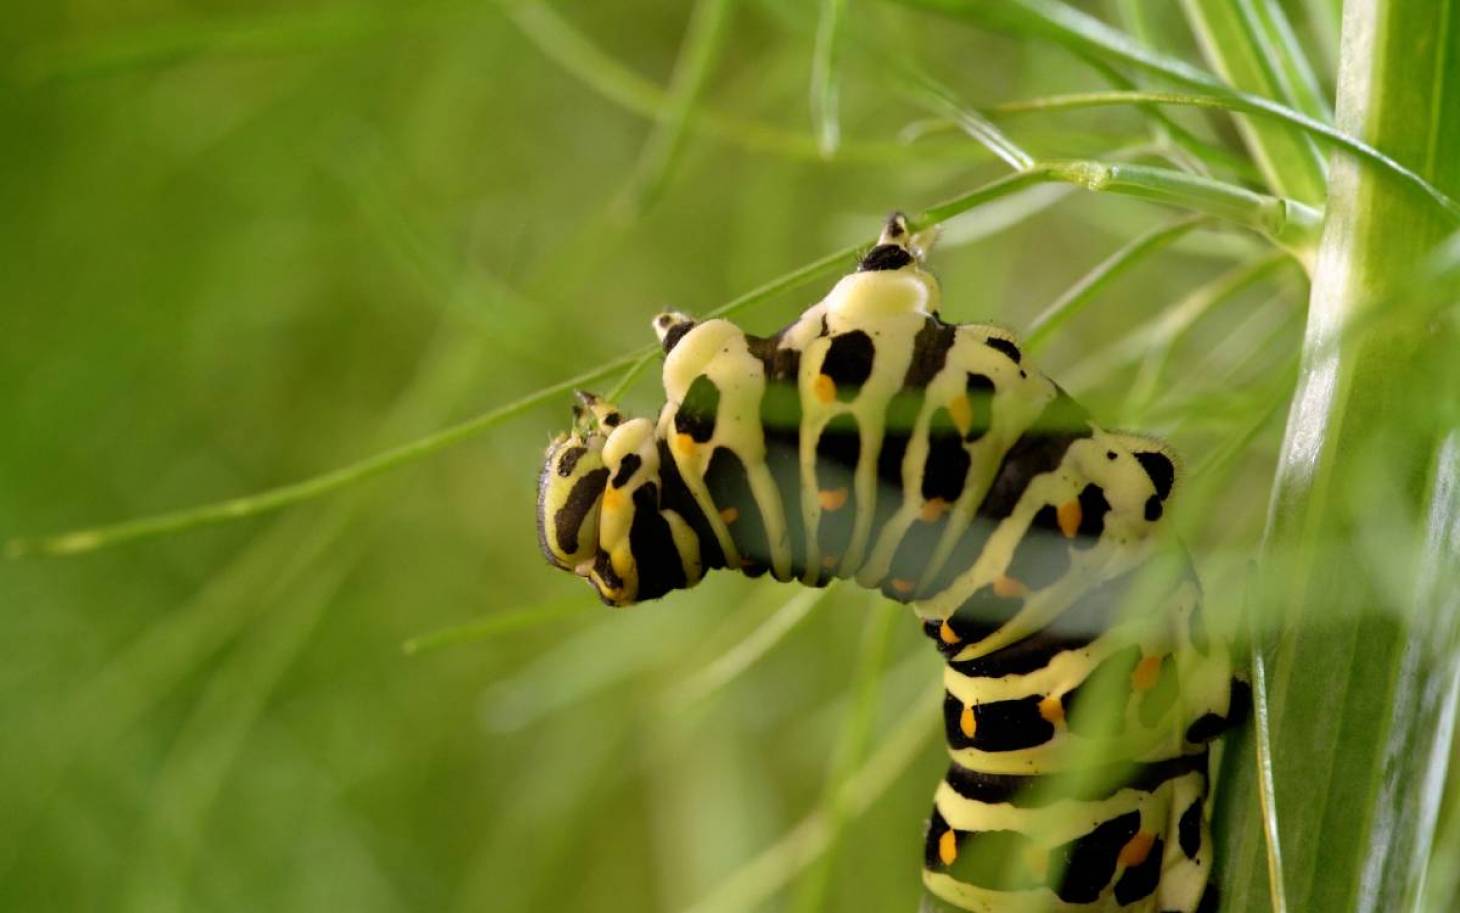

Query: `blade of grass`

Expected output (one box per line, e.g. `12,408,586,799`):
1023,214,1210,351
810,0,848,157
627,0,735,210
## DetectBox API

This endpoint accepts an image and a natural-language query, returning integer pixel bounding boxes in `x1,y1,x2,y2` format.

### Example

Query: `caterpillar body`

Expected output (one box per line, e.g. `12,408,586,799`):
536,215,1239,912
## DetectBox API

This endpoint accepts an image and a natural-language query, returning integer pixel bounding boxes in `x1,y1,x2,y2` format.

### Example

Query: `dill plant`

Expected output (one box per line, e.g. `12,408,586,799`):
2,1,1457,911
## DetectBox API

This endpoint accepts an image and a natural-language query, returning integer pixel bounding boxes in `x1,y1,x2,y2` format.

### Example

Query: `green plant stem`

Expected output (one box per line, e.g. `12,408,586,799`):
1242,2,1460,911
916,160,1319,254
991,91,1460,221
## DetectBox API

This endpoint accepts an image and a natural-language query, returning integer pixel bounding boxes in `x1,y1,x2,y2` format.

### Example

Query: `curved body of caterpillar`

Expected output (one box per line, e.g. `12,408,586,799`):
536,215,1239,912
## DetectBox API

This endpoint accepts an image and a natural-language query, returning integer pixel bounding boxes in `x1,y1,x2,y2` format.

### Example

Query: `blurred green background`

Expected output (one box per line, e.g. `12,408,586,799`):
0,1,1366,911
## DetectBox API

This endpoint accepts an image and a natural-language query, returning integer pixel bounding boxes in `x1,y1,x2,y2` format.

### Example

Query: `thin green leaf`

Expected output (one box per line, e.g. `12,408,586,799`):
898,70,1035,171
1245,565,1291,913
1298,0,1342,81
1119,253,1291,419
1244,0,1332,121
884,0,1260,93
991,90,1460,222
502,0,954,164
789,599,896,913
605,348,661,402
665,585,831,711
916,160,1320,253
1178,0,1329,202
2,350,648,558
678,677,942,913
628,0,736,210
810,0,848,157
401,597,593,656
886,0,1459,220
1024,215,1209,351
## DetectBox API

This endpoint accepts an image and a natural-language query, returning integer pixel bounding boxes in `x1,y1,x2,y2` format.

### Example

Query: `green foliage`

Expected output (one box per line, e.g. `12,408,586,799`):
2,1,1457,912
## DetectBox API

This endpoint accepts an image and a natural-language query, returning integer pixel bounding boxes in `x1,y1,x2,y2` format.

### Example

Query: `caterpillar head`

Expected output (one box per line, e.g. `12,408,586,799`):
825,212,942,319
535,391,622,573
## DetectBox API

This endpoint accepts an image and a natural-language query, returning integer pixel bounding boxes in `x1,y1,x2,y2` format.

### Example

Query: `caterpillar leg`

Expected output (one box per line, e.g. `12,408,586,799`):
1151,760,1215,913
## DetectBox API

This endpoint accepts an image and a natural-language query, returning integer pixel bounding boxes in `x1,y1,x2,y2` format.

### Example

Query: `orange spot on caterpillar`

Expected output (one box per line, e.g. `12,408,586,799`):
1118,832,1155,868
817,488,849,511
919,497,950,522
822,554,840,570
719,506,740,525
890,577,916,595
938,829,959,866
1057,499,1082,538
813,374,837,404
673,433,696,457
959,705,976,739
1132,655,1163,690
992,575,1028,598
1038,695,1064,724
938,620,959,645
947,395,973,436
602,488,624,510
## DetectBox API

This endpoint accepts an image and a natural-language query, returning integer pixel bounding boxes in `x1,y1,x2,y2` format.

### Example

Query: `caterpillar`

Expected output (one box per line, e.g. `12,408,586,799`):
535,214,1241,912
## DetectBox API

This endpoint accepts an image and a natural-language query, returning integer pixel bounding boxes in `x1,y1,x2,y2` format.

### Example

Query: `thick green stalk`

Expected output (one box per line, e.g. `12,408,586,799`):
1237,2,1460,911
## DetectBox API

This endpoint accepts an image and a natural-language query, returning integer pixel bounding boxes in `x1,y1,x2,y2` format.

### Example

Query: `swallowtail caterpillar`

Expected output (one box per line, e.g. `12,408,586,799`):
536,214,1242,912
